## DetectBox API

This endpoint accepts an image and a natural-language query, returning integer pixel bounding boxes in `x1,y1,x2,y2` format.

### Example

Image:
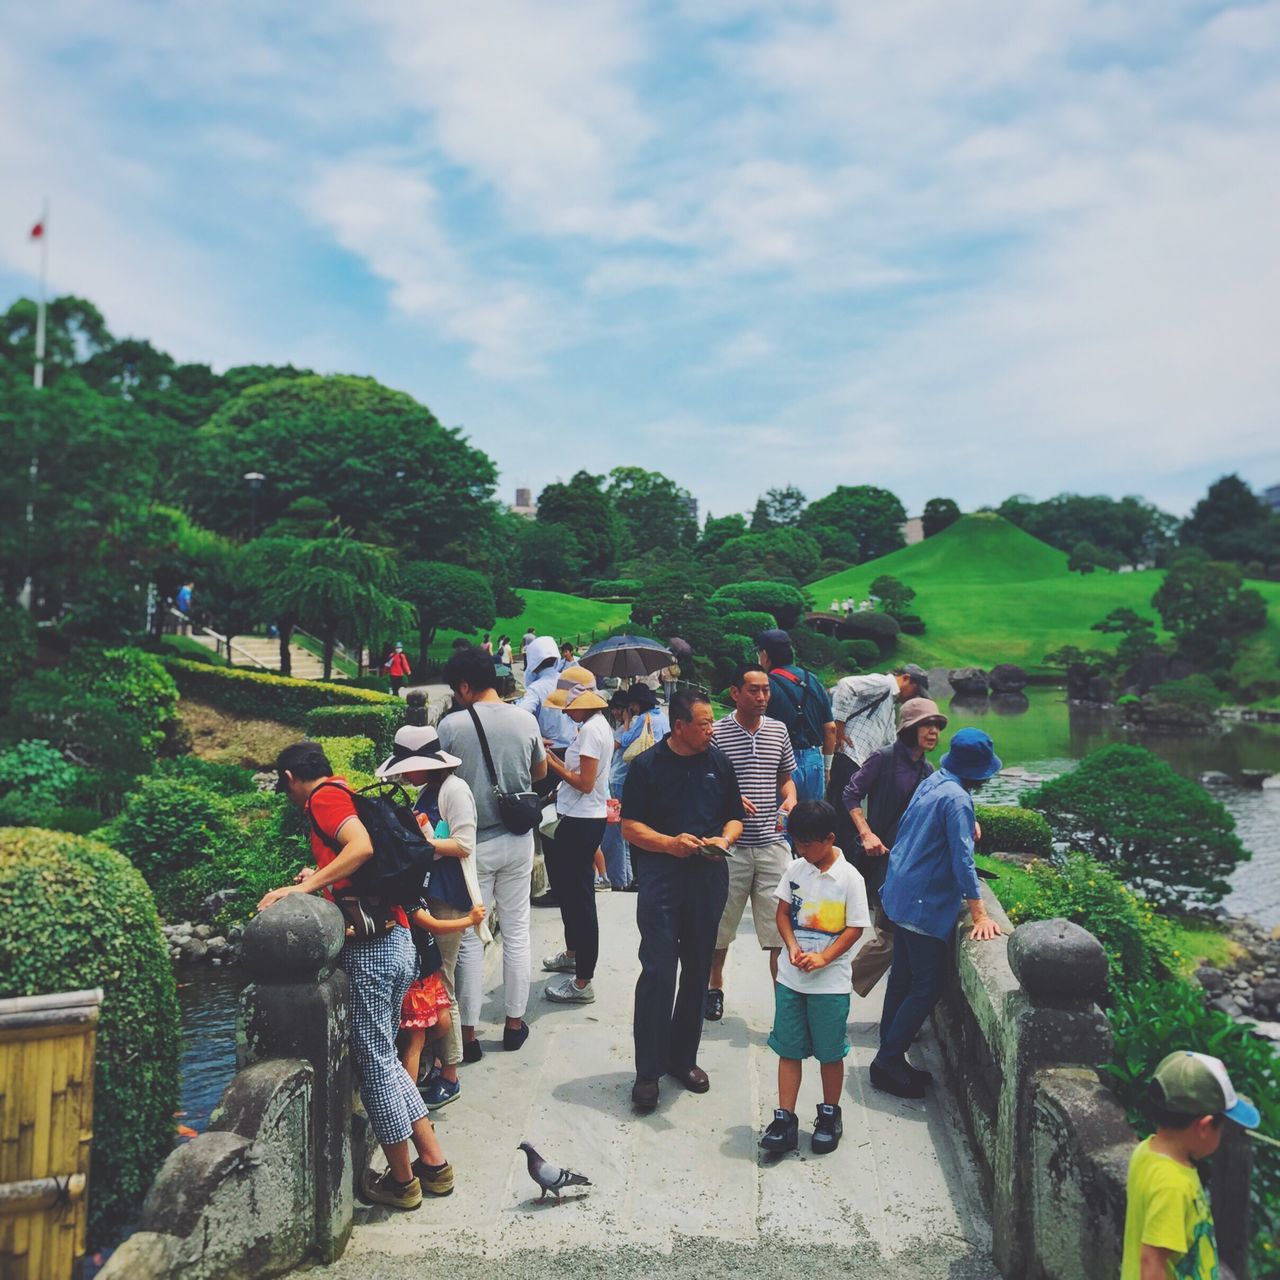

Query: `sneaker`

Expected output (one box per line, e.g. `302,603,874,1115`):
530,891,559,908
418,1061,443,1092
812,1103,843,1155
545,975,595,1003
361,1168,422,1210
462,1038,483,1064
595,880,612,893
704,988,724,1022
411,1158,455,1197
541,950,576,973
759,1108,799,1153
421,1077,461,1110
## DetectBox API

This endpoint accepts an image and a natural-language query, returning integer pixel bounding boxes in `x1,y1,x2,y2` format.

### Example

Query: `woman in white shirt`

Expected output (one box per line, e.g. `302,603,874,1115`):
539,667,614,1005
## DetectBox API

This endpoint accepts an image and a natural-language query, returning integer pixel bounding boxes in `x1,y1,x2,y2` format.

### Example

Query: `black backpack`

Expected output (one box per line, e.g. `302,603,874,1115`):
307,780,436,912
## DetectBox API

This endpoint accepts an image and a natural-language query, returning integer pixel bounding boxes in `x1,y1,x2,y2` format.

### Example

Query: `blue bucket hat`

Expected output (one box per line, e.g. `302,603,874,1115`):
941,727,1002,781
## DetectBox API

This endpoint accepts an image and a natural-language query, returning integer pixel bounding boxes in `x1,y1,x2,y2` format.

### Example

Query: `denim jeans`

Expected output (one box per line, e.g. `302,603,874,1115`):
601,817,631,887
791,746,826,802
875,924,949,1066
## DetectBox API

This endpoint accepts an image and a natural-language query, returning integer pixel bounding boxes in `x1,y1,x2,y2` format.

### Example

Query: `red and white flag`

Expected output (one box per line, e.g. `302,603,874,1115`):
30,219,43,240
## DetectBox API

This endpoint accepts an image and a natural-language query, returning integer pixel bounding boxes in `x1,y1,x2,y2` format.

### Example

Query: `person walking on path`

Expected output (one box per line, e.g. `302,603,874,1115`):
439,647,548,1057
498,635,513,666
602,686,669,890
622,690,744,1111
704,662,797,1023
540,670,615,1005
755,629,836,802
375,724,492,1109
759,799,870,1156
260,741,454,1207
842,698,946,1001
175,580,194,633
871,728,1003,1100
384,642,412,695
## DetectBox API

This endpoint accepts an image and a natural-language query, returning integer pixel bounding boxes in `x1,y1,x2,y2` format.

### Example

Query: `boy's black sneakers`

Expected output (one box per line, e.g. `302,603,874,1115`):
812,1103,843,1155
759,1108,799,1153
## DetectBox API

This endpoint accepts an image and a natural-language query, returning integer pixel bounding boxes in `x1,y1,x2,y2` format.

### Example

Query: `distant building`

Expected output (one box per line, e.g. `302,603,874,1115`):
902,517,924,545
510,487,538,519
682,495,699,526
1265,483,1280,514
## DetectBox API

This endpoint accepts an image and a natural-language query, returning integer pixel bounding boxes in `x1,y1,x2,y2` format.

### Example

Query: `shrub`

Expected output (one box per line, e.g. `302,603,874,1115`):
1104,978,1280,1272
164,658,398,726
709,581,811,629
711,634,757,687
841,638,880,668
0,740,88,827
1000,852,1179,999
303,704,403,756
0,828,181,1247
834,610,900,653
70,647,179,751
720,610,777,638
0,603,36,711
154,754,256,796
590,578,641,598
897,614,927,636
974,804,1054,857
314,734,378,782
790,627,842,671
1024,744,1247,909
710,596,744,616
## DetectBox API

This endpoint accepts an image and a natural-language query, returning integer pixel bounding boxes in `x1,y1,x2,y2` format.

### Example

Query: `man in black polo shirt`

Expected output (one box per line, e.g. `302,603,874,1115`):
622,690,744,1111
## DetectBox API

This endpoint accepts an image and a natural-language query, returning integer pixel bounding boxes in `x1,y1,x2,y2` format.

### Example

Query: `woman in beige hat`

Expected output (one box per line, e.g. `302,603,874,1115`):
841,698,947,1003
539,667,615,1005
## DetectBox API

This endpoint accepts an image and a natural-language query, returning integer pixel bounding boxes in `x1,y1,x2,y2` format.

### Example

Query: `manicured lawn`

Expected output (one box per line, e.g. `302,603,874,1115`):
431,590,634,660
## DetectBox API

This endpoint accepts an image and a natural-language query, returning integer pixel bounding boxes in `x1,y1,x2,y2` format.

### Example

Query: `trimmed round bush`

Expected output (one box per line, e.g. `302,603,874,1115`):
302,704,403,756
834,611,900,652
974,804,1054,857
0,739,87,827
841,638,880,668
155,754,256,797
0,828,181,1247
897,614,927,635
710,581,810,629
791,626,842,671
108,777,238,885
720,610,777,638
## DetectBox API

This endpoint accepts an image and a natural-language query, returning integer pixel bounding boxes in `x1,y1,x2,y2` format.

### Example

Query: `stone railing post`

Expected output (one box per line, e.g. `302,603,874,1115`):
238,895,351,1263
997,918,1112,1278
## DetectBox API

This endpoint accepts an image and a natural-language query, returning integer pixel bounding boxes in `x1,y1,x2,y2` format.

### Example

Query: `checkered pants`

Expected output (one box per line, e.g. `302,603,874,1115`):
341,926,428,1148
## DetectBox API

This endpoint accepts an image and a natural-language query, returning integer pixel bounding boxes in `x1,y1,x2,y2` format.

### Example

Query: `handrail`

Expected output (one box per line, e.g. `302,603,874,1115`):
169,610,272,671
292,627,359,677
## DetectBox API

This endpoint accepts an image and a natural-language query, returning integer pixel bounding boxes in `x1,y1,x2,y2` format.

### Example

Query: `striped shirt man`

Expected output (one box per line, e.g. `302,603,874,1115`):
711,713,797,847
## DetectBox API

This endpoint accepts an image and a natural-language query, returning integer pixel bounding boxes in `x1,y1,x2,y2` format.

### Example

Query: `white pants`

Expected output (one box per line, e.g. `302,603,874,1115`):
457,829,535,1023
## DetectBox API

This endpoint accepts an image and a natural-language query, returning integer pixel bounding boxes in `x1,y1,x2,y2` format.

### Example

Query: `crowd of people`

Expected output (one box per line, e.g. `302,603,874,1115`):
256,625,1257,1279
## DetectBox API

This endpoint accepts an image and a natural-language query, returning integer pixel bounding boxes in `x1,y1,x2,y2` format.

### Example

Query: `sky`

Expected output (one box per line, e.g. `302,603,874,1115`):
2,0,1278,521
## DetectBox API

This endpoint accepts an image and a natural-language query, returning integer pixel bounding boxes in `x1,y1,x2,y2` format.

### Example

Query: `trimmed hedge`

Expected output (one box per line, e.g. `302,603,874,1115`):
841,638,880,668
0,828,181,1247
164,658,398,727
974,804,1054,857
315,734,378,781
303,704,403,757
834,611,900,652
710,581,811,629
720,610,777,638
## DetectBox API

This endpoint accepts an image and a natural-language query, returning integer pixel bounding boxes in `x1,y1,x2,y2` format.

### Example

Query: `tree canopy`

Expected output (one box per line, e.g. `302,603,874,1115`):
536,470,627,581
922,497,961,538
998,492,1178,568
799,485,907,563
606,466,697,556
399,561,495,669
1181,474,1280,567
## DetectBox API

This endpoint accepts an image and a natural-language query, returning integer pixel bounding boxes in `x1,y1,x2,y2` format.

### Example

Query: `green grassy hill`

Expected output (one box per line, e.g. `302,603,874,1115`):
808,513,1168,675
432,589,633,659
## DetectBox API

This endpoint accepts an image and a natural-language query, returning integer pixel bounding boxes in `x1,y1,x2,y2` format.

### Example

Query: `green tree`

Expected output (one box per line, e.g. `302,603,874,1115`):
697,513,748,559
710,528,820,586
0,295,114,385
1151,555,1267,669
1068,539,1119,574
399,561,495,668
799,485,906,563
261,536,413,679
537,471,626,578
1091,607,1161,670
606,466,697,555
1024,744,1248,909
1181,473,1279,565
869,574,916,618
512,521,587,592
922,497,961,538
710,580,811,629
178,374,499,548
750,485,807,531
998,492,1178,567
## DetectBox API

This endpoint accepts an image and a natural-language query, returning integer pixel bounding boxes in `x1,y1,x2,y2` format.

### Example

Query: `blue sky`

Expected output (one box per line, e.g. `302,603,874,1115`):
2,0,1278,519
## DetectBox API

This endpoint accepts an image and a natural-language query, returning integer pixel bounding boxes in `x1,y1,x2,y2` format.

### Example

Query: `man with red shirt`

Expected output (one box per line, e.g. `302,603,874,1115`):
258,741,453,1209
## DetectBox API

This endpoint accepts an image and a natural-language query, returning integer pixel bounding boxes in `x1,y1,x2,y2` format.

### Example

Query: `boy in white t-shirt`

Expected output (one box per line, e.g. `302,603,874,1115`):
760,799,871,1155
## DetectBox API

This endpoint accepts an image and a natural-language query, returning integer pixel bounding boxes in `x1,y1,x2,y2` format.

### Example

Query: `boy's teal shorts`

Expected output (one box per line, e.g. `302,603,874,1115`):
767,984,850,1063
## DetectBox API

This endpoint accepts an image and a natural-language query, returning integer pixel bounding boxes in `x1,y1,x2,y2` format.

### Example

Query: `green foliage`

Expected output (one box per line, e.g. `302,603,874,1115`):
1068,539,1121,573
590,578,641,598
0,740,87,827
1042,644,1110,674
0,828,180,1247
1091,606,1161,669
1181,472,1280,566
1149,675,1223,712
897,614,926,635
399,560,494,667
1024,745,1248,908
303,706,402,757
1104,977,1280,1268
835,610,901,653
720,610,777,638
973,804,1053,857
630,562,723,656
107,775,239,887
750,485,807,531
799,485,907,563
709,580,811,629
165,658,397,726
710,528,821,586
869,574,916,618
841,638,880,668
1000,853,1178,1000
712,634,758,686
998,492,1178,568
922,497,961,538
314,734,378,783
790,627,842,672
153,754,256,796
0,603,35,711
1152,555,1268,670
606,466,697,555
512,519,587,593
536,471,627,578
697,513,749,558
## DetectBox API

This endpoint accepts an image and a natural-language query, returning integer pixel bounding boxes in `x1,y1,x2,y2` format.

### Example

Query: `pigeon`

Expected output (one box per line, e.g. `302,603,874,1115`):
517,1141,592,1202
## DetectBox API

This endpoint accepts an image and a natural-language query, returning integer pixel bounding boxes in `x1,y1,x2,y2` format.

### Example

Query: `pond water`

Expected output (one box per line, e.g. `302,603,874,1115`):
948,687,1280,926
175,968,245,1136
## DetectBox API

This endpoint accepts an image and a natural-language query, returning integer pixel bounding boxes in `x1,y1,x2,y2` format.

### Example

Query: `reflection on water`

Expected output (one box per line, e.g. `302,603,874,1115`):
950,688,1280,927
175,969,245,1135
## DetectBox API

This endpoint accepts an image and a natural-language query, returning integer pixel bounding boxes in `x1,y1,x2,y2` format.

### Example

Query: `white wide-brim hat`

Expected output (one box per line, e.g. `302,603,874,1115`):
376,724,462,778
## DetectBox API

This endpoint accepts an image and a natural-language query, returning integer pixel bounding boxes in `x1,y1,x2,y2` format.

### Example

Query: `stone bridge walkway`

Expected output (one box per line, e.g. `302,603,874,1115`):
320,894,996,1280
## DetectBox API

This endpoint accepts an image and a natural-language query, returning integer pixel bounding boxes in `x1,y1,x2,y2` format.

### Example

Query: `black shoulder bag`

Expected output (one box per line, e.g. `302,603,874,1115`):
468,706,542,835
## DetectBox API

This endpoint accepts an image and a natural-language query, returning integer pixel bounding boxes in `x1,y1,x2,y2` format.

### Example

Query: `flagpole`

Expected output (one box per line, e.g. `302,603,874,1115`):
19,198,48,611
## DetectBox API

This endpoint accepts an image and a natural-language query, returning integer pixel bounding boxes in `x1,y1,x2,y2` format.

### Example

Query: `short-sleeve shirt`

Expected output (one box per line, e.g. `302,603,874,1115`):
438,703,547,842
773,852,871,994
710,713,796,847
306,777,408,928
765,665,834,751
557,713,615,819
621,738,744,840
1121,1137,1217,1280
830,673,898,764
